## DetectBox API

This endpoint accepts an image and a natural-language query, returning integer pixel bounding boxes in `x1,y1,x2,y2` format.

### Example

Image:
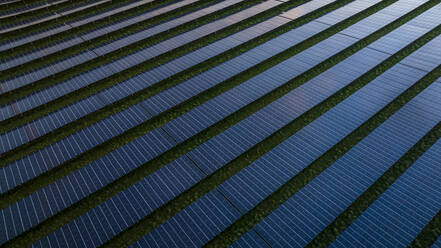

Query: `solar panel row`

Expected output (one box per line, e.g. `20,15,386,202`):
0,0,271,107
331,125,441,247
2,0,384,215
1,0,441,247
0,0,384,179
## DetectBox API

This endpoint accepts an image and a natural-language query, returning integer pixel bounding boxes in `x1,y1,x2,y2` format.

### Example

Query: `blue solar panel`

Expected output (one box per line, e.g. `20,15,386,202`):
97,1,283,69
0,8,291,161
206,53,414,210
0,0,149,50
128,191,242,248
330,91,441,247
433,236,441,248
42,189,238,247
1,50,98,91
0,0,279,125
27,0,434,246
0,0,324,171
0,48,48,70
3,0,441,246
91,0,247,55
118,18,317,111
0,3,334,239
198,5,441,240
1,121,179,242
0,64,113,123
0,2,47,16
339,0,427,39
242,71,441,248
0,23,71,49
0,0,172,59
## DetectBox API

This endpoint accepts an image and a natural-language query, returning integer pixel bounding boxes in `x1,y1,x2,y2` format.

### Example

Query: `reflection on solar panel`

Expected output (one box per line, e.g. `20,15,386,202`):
1,0,441,247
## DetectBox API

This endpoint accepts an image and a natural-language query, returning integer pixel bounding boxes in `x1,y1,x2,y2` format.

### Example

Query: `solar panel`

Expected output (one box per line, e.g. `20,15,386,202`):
23,1,436,246
433,236,441,248
235,68,441,247
331,129,441,247
128,191,244,248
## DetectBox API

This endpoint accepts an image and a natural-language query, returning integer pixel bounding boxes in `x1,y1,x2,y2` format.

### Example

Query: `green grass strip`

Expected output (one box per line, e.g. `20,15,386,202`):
0,0,151,43
0,0,91,26
0,1,404,246
306,70,441,248
0,0,177,60
410,207,441,247
0,0,275,105
0,0,360,167
0,0,229,82
206,19,441,248
0,0,47,14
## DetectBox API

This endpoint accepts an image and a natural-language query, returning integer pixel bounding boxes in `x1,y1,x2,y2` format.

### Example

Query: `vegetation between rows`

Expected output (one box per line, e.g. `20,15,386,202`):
105,2,441,246
410,201,441,247
0,0,403,217
306,63,441,248
2,0,418,246
208,10,441,247
4,0,438,244
209,65,441,248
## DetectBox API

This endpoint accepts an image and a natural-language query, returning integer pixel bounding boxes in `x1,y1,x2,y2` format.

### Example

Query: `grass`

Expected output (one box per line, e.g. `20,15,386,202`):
0,0,223,80
410,204,441,247
0,0,320,207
